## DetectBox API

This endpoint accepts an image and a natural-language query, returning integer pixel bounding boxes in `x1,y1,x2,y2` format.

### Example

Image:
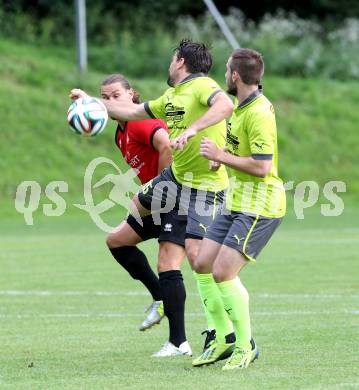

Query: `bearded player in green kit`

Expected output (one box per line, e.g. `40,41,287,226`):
191,48,286,370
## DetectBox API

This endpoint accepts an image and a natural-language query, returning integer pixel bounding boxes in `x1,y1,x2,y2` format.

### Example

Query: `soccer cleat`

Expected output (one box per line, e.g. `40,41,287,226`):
139,301,164,331
201,329,216,351
222,340,259,371
152,341,192,357
192,340,235,367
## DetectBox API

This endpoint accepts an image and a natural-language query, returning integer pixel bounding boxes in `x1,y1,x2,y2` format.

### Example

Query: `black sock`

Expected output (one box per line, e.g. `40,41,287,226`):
109,246,161,301
159,270,186,347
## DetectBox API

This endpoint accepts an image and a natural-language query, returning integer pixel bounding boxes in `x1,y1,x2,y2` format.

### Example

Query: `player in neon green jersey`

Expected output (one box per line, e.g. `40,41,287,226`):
70,40,234,357
192,48,286,370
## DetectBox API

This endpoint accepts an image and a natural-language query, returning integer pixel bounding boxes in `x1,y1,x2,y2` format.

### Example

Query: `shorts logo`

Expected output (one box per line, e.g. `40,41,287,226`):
142,180,153,194
234,234,244,245
164,223,172,232
199,223,208,232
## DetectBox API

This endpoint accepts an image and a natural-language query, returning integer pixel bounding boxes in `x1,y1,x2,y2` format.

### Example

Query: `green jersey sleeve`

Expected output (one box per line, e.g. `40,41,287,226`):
247,106,276,160
144,94,166,120
196,77,223,107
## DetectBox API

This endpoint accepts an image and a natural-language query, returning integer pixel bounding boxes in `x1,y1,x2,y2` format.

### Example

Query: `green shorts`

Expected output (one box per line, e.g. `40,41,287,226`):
205,210,282,261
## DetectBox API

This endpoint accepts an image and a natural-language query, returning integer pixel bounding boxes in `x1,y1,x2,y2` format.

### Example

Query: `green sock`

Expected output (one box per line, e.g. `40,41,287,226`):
193,272,215,330
217,278,252,350
195,272,233,343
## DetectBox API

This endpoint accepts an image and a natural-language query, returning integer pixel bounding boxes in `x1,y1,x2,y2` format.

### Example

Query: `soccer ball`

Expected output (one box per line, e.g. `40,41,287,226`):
67,97,108,136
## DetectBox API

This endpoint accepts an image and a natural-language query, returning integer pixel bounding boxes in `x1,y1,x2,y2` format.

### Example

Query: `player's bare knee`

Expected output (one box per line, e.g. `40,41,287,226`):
106,233,125,249
185,245,199,267
106,234,115,248
192,254,209,273
158,242,185,272
158,243,171,261
212,262,227,283
157,258,181,273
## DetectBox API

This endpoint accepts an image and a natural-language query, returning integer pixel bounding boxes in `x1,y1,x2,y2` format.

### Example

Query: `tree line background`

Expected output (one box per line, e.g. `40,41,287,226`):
1,0,359,79
1,0,359,42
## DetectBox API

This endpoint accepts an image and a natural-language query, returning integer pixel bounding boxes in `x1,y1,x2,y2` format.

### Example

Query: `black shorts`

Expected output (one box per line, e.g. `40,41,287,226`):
126,210,186,247
137,167,224,240
205,210,283,261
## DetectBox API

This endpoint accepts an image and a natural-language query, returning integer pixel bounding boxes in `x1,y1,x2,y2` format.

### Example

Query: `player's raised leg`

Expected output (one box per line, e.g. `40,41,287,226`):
106,217,164,331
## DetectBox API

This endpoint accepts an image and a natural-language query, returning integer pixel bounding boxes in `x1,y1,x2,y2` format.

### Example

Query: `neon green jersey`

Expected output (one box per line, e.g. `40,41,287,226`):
226,91,286,218
144,73,228,191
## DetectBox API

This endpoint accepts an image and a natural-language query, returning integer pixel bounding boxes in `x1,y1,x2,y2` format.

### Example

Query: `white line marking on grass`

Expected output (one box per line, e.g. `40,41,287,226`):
304,384,359,390
255,293,359,299
0,290,358,299
0,310,358,319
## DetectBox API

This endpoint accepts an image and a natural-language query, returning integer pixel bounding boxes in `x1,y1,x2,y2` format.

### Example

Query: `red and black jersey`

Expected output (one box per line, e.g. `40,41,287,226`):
115,119,167,184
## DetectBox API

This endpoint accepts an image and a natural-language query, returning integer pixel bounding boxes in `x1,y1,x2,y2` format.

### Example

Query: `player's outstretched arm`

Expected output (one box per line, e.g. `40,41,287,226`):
102,98,150,122
200,137,272,178
69,89,150,121
172,92,233,150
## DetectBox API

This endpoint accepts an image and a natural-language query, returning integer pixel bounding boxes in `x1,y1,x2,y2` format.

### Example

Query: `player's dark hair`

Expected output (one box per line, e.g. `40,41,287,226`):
174,39,213,74
101,74,140,103
230,48,264,85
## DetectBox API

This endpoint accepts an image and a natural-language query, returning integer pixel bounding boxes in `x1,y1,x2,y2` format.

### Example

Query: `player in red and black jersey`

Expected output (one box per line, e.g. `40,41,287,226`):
114,117,168,184
99,75,188,352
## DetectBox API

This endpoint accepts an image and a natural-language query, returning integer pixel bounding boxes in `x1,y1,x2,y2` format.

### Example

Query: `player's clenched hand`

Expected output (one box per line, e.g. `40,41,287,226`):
69,88,88,101
200,137,222,162
209,160,221,171
171,128,197,150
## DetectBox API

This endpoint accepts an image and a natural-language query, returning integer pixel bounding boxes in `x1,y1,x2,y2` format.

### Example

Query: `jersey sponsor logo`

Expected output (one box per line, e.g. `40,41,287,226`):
129,154,141,167
164,102,185,123
164,223,172,232
226,123,240,152
225,307,232,315
142,180,153,194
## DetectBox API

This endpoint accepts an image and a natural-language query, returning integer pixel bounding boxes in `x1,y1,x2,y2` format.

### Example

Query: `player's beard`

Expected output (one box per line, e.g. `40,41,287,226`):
227,79,237,96
167,74,175,87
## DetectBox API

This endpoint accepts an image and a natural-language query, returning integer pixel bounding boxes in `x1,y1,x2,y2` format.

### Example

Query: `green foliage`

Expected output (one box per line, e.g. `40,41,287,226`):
179,9,359,80
1,5,359,80
88,30,175,77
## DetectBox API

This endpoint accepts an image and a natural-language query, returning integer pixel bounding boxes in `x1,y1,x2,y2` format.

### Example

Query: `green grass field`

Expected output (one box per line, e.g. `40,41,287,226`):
1,208,358,390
